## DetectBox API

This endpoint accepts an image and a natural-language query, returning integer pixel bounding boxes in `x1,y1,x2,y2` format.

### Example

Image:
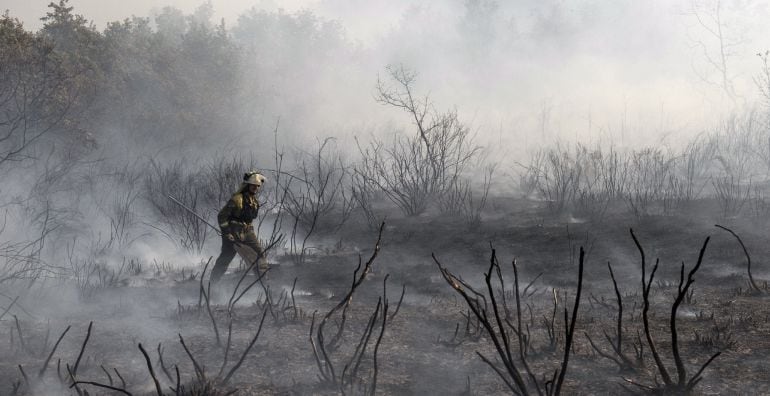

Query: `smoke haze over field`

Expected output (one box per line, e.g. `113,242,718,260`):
3,0,770,272
5,0,770,153
1,0,770,277
7,2,770,395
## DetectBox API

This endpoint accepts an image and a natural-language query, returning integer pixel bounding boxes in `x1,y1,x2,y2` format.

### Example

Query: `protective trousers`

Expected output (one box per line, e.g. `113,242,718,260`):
210,228,265,283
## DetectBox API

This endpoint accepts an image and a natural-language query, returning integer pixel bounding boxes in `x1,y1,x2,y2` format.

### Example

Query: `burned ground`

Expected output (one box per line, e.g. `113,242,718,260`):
2,198,770,395
4,3,770,395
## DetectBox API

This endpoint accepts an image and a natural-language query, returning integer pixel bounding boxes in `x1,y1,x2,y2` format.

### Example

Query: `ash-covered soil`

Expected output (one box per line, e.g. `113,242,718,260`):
3,199,770,395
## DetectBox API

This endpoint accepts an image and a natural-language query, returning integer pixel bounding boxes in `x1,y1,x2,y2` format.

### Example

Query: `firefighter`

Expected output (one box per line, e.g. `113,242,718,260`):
210,171,268,283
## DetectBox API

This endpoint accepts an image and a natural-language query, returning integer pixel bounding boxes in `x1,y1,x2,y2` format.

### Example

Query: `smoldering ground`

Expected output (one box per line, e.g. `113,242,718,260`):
4,0,770,395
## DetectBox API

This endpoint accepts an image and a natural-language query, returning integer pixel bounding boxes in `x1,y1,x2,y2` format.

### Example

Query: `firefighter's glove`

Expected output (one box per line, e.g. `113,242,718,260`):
225,233,236,242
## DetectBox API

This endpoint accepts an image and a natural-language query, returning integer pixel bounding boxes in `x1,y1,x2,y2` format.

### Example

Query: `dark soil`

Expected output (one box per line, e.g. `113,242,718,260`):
3,198,770,395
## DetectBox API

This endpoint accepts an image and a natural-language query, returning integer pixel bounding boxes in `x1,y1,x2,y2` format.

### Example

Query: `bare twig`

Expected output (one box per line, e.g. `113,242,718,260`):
715,224,761,292
13,316,27,353
200,279,221,346
370,278,391,396
100,365,113,386
222,305,269,385
553,247,584,395
138,343,164,396
70,381,133,395
585,263,637,371
631,229,720,393
313,222,385,384
631,229,670,385
0,296,19,321
198,258,212,309
38,325,70,378
114,367,127,389
179,333,206,383
217,320,234,379
390,283,406,320
157,343,173,384
18,365,29,389
228,268,270,311
72,321,93,377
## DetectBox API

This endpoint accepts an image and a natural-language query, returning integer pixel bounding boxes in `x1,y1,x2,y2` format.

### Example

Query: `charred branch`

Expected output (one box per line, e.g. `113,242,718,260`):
38,325,70,378
584,262,639,372
311,222,384,384
630,228,721,393
715,224,761,292
138,343,163,396
434,246,585,396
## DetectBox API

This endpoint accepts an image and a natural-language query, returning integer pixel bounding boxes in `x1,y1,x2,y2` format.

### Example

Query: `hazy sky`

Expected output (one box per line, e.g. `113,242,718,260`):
6,0,298,29
6,0,770,148
3,0,404,42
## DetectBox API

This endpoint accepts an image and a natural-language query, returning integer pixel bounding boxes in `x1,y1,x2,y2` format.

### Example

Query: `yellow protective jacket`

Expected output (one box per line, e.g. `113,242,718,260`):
217,191,260,234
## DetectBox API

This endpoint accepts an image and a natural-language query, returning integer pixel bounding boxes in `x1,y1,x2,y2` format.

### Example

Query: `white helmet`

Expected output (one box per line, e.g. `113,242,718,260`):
243,171,266,188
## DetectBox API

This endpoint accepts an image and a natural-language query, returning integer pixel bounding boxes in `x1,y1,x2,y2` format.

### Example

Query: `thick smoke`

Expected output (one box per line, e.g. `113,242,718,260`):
3,1,770,394
8,0,770,152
